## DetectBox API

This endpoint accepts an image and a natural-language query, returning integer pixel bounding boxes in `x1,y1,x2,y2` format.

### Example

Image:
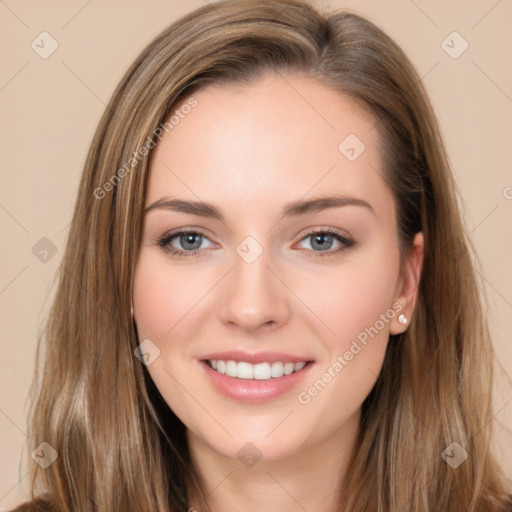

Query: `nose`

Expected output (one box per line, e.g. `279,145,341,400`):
218,241,291,333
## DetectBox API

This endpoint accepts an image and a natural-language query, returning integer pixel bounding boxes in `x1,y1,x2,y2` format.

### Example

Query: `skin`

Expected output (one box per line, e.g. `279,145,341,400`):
133,72,424,512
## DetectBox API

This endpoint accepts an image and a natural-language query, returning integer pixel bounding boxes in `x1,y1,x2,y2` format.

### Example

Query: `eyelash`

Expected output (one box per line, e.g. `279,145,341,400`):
156,227,356,259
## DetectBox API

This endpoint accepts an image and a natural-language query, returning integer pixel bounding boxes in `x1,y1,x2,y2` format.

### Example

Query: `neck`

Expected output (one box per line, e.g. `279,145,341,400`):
185,409,360,512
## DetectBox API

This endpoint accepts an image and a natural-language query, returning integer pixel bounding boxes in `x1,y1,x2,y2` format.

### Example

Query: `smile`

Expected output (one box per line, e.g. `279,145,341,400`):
206,359,307,380
199,359,315,403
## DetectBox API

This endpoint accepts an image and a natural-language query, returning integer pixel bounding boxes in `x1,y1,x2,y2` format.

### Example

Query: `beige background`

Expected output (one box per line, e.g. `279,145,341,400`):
1,0,511,508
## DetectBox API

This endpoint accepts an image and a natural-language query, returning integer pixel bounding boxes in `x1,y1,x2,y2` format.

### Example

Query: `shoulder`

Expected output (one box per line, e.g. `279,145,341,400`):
6,498,56,512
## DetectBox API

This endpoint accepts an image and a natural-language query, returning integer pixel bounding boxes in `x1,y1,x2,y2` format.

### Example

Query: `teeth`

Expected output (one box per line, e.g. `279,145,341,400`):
283,362,295,375
208,360,307,380
270,362,283,378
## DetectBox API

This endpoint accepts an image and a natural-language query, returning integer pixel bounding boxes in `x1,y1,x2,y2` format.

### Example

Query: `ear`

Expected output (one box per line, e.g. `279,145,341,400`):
389,232,424,335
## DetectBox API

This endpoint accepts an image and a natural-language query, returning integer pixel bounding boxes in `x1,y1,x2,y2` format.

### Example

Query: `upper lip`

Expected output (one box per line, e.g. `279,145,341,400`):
199,350,314,364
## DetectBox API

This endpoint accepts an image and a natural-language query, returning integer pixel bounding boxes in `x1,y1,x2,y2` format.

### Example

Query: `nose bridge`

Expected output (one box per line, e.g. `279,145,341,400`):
218,234,290,331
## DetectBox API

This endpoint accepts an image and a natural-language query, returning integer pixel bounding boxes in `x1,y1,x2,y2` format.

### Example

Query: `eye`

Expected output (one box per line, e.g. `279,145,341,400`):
156,230,214,258
295,228,355,258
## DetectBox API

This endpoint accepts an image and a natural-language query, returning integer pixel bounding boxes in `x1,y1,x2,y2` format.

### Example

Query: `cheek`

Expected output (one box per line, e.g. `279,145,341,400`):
295,247,400,408
132,252,200,340
301,252,400,350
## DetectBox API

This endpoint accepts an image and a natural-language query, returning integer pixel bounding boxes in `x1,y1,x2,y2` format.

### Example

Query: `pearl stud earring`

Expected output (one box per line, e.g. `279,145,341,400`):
398,314,407,324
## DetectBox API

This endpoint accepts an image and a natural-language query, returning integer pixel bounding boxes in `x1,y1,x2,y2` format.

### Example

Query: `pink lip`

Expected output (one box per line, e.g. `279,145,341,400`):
199,350,313,364
197,359,316,403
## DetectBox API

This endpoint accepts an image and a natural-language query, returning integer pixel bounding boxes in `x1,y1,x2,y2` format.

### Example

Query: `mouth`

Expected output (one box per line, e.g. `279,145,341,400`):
204,359,312,380
198,357,316,403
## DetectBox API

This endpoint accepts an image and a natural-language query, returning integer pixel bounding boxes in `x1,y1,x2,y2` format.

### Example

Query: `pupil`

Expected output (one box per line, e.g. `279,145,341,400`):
314,234,331,250
183,233,201,250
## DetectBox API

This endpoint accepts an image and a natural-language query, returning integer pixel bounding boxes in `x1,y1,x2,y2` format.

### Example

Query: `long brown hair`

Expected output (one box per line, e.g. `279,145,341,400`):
12,0,511,510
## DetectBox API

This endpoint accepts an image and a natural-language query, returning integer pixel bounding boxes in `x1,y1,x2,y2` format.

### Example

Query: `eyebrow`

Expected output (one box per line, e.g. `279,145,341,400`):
144,195,375,220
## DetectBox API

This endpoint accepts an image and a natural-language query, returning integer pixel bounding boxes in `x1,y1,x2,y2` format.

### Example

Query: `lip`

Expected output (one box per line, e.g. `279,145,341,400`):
199,350,313,365
197,359,316,403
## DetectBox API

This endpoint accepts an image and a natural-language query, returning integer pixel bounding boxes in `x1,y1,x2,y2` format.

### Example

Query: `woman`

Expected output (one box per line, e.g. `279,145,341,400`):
11,0,511,510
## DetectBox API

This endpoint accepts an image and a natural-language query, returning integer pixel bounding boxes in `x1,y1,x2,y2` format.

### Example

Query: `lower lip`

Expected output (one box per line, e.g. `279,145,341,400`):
198,360,315,403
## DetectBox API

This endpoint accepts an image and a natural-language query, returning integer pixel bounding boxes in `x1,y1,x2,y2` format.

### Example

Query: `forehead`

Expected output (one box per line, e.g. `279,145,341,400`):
146,73,393,221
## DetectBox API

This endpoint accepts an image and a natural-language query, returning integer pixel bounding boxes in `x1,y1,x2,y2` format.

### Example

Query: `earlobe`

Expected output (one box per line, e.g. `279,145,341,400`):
390,232,424,335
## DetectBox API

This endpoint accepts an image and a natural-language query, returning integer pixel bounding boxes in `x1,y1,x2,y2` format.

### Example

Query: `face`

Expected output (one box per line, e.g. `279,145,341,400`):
133,72,423,463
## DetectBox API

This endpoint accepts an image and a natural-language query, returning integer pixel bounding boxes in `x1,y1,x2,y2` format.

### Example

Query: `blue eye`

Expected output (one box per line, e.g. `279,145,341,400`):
295,228,355,258
157,230,211,257
157,228,355,259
